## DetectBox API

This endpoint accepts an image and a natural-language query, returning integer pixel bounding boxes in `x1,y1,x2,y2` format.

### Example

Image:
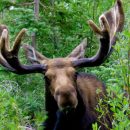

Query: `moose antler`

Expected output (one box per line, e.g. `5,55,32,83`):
0,0,124,73
72,0,124,67
0,26,46,74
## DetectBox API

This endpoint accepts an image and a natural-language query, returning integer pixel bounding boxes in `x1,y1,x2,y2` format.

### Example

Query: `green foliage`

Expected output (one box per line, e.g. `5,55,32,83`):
0,0,130,129
0,0,14,12
92,122,100,130
94,85,130,130
0,77,46,129
0,82,22,130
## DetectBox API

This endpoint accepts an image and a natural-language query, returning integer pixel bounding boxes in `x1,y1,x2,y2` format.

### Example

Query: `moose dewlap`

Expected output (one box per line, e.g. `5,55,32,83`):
0,0,124,130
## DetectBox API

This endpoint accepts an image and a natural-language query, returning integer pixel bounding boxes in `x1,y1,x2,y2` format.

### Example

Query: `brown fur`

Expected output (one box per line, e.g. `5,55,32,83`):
77,73,104,109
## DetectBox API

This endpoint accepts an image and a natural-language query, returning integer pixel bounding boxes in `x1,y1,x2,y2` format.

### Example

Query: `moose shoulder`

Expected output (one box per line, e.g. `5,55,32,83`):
0,0,124,130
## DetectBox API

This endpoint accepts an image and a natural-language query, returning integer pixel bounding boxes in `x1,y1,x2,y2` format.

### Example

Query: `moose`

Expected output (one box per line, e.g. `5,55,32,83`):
0,0,124,130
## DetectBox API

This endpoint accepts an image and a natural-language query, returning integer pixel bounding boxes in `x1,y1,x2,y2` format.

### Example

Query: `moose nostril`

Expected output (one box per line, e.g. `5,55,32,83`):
55,89,60,96
62,101,73,108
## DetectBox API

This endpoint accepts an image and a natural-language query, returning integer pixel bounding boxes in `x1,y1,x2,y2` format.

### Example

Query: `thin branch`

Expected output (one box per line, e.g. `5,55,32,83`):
39,1,47,9
17,2,34,6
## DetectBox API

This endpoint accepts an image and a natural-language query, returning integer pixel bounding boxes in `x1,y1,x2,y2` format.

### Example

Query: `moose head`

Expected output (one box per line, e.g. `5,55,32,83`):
0,0,124,129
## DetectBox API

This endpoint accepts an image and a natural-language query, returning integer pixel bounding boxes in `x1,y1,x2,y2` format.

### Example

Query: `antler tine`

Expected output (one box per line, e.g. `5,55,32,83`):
72,0,124,68
11,28,27,55
116,0,124,32
0,25,46,74
0,28,14,70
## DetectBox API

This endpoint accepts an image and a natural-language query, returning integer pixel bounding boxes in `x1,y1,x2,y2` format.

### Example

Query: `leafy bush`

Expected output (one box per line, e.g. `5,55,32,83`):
0,81,23,130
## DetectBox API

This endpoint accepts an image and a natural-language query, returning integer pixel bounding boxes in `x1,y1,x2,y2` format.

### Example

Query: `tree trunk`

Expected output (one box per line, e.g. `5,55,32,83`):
34,0,39,20
32,0,39,48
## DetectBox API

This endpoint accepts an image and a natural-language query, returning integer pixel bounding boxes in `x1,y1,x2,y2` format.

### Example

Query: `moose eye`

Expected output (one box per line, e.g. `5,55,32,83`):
45,71,56,80
67,67,76,76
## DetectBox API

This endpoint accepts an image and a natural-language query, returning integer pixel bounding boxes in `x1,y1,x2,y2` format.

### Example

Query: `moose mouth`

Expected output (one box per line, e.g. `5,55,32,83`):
60,106,76,115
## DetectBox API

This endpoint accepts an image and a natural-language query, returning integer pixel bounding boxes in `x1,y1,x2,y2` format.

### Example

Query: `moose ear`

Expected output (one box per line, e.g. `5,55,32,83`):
67,38,87,59
22,44,48,64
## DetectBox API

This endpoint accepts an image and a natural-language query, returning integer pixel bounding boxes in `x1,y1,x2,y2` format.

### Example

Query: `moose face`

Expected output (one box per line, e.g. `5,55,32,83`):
45,58,78,111
22,39,87,111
